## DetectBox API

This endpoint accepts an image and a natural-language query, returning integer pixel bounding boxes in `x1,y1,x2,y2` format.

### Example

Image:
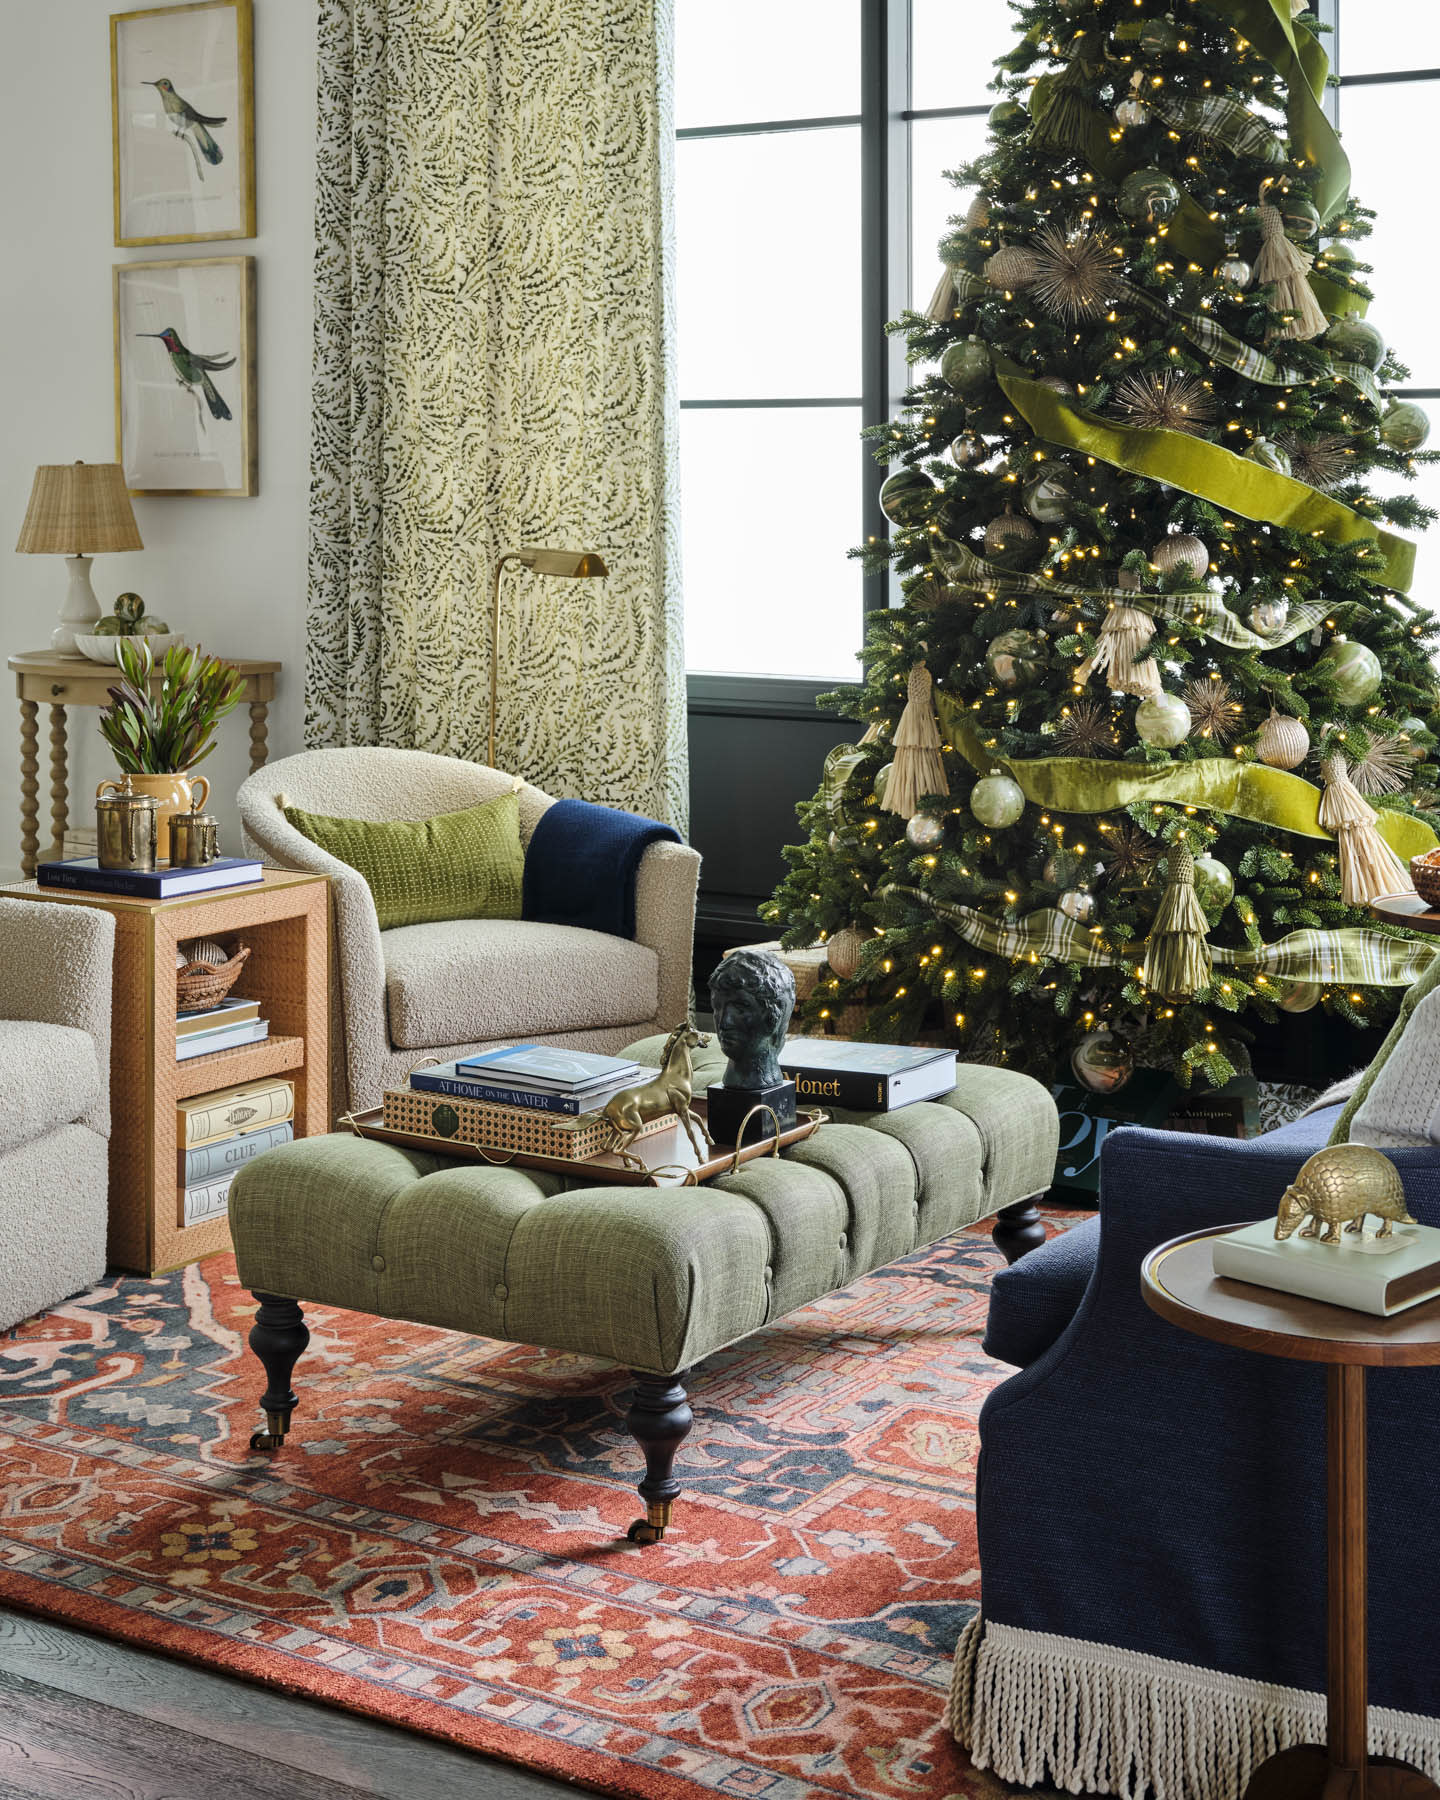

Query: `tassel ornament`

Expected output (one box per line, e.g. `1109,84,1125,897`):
1254,201,1327,343
1142,845,1213,1003
883,663,950,818
1317,752,1415,904
1077,604,1164,698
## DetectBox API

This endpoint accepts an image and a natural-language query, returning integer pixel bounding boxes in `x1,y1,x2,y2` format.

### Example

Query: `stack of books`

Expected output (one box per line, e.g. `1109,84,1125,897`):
176,996,269,1062
177,1077,295,1227
37,854,263,899
778,1039,958,1112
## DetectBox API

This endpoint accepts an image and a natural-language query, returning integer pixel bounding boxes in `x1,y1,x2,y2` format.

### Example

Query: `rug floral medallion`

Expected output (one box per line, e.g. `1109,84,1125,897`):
0,1218,1068,1800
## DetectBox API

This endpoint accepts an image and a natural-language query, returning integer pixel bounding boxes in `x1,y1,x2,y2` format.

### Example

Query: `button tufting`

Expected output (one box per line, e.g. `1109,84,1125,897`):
494,1283,509,1301
762,1265,773,1283
371,1254,386,1272
838,1232,848,1249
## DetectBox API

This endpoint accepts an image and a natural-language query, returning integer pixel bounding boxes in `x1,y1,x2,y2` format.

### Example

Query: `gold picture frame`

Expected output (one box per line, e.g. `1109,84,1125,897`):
111,0,256,247
114,256,258,498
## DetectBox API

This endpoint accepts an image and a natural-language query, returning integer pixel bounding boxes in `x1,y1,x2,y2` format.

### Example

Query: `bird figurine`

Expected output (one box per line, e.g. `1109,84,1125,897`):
136,328,235,426
145,77,225,179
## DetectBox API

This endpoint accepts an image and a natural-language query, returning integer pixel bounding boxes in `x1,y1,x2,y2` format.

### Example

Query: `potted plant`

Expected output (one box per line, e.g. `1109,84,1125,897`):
98,637,246,845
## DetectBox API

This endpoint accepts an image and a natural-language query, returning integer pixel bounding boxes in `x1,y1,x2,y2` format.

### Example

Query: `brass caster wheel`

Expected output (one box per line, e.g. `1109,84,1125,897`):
627,1519,665,1544
249,1430,284,1452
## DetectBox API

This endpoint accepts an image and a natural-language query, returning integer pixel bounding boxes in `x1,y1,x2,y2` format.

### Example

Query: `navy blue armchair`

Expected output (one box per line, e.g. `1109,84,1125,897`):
951,1110,1440,1800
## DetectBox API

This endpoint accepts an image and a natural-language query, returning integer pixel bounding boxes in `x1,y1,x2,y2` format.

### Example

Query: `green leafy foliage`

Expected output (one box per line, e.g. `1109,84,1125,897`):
98,637,246,775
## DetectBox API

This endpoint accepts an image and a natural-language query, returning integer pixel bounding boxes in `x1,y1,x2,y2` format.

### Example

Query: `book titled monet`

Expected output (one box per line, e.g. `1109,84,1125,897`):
777,1039,957,1112
1213,1218,1440,1318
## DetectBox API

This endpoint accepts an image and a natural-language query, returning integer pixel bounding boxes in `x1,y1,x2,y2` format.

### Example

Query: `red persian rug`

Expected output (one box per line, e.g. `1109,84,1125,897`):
0,1214,1073,1800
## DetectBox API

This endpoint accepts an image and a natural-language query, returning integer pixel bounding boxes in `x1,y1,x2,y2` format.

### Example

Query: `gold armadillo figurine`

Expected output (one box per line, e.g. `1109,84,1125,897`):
1275,1143,1417,1245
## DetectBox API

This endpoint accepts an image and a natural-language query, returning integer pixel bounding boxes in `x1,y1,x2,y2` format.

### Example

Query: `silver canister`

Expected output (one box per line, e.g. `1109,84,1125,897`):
169,806,220,867
95,775,159,872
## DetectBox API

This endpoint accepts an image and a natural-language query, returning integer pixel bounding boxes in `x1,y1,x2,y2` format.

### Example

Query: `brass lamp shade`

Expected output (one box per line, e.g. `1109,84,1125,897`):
488,545,608,768
16,461,143,556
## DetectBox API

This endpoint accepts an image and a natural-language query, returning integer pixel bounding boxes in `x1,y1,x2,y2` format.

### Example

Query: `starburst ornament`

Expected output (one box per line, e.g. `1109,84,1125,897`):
1278,432,1356,493
1346,734,1412,797
1185,676,1245,745
1099,819,1160,883
1112,371,1218,435
1054,699,1121,758
1029,223,1122,322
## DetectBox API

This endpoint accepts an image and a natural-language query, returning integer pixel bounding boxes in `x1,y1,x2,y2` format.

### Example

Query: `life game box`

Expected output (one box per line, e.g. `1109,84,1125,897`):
1048,1073,1261,1204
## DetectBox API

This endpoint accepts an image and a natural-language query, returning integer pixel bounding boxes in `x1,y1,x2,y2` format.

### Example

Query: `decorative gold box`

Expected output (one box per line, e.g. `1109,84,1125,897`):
381,1087,675,1162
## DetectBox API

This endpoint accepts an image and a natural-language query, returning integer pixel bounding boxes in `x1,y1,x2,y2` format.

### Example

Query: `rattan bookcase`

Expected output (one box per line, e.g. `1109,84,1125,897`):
3,870,328,1274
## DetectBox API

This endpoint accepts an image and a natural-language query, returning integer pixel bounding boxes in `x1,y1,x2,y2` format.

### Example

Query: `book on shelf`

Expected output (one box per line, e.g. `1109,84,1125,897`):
776,1038,958,1112
410,1060,652,1116
179,1077,294,1149
176,1018,269,1061
176,998,261,1039
183,1169,237,1228
453,1044,640,1094
1212,1217,1440,1318
181,1119,293,1186
383,1086,673,1161
37,856,264,899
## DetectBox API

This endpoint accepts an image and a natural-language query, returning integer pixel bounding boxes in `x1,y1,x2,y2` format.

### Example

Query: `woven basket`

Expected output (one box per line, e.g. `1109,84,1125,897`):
1412,852,1440,908
176,942,250,1012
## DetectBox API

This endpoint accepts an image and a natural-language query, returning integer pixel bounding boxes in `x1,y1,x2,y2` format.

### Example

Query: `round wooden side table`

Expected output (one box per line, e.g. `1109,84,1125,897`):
1142,1225,1440,1800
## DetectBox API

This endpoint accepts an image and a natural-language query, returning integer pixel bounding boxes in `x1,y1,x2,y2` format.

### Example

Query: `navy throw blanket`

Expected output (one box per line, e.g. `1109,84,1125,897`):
522,798,681,940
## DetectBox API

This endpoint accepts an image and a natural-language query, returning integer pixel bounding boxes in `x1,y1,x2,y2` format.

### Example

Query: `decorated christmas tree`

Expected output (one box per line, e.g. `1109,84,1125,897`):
769,0,1440,1092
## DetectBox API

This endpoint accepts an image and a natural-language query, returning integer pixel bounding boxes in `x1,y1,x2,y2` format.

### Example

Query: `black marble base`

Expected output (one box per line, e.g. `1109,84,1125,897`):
705,1079,797,1148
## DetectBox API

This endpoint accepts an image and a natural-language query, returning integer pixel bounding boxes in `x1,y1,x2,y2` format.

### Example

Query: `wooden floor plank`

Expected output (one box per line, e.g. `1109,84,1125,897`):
0,1608,584,1800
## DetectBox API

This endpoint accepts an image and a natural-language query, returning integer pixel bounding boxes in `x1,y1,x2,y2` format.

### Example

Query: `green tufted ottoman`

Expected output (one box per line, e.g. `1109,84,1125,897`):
228,1034,1057,1543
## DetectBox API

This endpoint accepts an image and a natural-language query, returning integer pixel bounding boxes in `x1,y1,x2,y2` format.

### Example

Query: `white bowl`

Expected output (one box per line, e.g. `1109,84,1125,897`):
72,631,185,665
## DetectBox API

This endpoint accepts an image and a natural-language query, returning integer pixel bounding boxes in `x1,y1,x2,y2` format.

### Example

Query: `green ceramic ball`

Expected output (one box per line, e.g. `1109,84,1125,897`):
879,467,936,526
1326,317,1386,371
1381,403,1431,452
1119,168,1182,224
985,630,1044,688
1193,855,1235,912
1022,463,1081,524
1134,692,1191,749
988,100,1027,135
940,337,993,397
1318,639,1383,707
1318,239,1358,273
970,769,1026,829
1246,437,1293,476
1137,17,1180,53
114,592,146,625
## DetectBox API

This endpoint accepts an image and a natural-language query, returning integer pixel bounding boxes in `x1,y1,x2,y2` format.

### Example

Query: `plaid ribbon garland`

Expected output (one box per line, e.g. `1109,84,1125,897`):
1150,92,1286,167
821,744,867,825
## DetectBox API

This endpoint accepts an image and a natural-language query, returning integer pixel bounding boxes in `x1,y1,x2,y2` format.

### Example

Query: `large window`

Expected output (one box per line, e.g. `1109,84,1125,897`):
675,1,1440,687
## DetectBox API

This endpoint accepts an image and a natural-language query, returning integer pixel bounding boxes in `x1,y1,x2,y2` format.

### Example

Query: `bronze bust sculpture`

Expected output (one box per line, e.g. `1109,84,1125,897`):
706,949,797,1143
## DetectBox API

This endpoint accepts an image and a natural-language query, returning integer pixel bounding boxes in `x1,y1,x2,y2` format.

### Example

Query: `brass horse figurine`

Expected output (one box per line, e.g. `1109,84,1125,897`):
602,1021,713,1160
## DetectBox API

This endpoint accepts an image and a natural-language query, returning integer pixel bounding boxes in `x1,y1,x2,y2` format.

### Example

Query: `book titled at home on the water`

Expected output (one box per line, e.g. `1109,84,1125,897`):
37,856,263,899
411,1060,650,1116
452,1045,641,1092
1212,1217,1440,1318
777,1039,958,1112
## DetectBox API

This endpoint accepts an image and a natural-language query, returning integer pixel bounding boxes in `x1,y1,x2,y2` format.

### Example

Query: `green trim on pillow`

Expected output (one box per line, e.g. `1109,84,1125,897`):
284,791,525,931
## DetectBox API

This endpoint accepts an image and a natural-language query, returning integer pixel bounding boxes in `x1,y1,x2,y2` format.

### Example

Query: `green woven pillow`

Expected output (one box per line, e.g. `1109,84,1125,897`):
282,791,525,931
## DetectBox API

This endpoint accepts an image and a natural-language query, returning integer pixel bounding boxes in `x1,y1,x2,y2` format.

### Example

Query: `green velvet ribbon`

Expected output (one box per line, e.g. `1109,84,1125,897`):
938,696,1440,861
994,360,1417,593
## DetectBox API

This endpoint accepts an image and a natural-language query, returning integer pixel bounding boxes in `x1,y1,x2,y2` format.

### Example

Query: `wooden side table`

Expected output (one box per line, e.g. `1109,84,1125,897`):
8,650,282,879
1143,1226,1440,1800
1,871,327,1275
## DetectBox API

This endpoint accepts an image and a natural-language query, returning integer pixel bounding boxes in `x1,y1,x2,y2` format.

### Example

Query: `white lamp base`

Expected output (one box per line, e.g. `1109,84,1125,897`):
51,554,103,653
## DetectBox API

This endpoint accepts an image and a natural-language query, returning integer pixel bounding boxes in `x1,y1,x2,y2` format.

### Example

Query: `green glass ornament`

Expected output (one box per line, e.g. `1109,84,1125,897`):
1193,854,1235,912
1070,1029,1133,1095
948,431,986,468
1281,194,1321,240
879,467,936,526
1134,692,1191,749
1137,17,1180,54
1400,717,1431,761
1248,597,1290,637
1217,255,1253,296
1246,437,1293,476
1318,239,1358,274
872,762,893,806
985,629,1044,688
1279,981,1322,1014
1318,639,1383,707
905,813,945,850
1058,888,1095,923
1325,317,1386,372
1120,167,1182,224
970,768,1025,828
1381,403,1431,452
1022,463,1081,523
988,100,1027,135
940,337,992,397
1115,95,1149,129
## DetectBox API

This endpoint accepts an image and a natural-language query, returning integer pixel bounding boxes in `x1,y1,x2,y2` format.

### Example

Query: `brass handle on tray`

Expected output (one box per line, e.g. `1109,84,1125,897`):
726,1106,784,1175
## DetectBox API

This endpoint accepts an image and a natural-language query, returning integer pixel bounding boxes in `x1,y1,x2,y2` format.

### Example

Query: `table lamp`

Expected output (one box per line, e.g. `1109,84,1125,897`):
487,546,608,769
15,461,143,653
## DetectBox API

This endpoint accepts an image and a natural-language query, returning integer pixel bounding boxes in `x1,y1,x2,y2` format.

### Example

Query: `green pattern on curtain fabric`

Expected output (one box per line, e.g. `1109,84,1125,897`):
306,0,687,830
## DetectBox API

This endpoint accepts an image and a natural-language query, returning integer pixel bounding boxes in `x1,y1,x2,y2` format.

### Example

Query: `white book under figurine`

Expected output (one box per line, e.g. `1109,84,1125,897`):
1212,1217,1440,1318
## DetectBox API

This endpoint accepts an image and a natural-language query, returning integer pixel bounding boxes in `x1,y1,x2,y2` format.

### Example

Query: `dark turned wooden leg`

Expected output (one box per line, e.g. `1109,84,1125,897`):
248,1293,308,1452
992,1195,1048,1264
624,1372,693,1544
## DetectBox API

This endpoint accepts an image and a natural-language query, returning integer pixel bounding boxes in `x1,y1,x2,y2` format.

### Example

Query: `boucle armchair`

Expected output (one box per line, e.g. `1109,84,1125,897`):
238,748,701,1118
0,897,114,1330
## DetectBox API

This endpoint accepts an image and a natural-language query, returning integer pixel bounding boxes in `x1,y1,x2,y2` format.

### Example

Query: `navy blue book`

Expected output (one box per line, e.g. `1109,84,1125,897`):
410,1060,649,1116
38,856,264,899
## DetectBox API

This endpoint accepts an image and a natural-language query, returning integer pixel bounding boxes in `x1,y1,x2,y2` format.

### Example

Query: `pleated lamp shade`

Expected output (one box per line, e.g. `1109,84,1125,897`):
15,461,143,557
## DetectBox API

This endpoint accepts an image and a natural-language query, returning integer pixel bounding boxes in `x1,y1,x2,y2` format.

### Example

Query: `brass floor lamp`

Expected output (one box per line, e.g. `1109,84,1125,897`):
487,547,608,770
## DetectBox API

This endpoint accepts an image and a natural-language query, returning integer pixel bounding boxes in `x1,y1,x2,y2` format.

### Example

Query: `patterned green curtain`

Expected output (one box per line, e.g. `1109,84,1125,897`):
307,0,688,829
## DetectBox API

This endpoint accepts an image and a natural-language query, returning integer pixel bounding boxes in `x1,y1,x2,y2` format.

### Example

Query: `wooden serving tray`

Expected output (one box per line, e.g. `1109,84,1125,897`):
344,1099,825,1186
1370,891,1440,935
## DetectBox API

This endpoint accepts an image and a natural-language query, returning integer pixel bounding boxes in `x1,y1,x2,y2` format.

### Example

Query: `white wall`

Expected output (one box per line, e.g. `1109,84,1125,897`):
0,0,316,878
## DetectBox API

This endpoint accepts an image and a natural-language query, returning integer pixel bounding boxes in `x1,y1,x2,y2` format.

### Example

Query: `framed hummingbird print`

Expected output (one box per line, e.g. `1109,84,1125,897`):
111,0,255,246
114,256,257,497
